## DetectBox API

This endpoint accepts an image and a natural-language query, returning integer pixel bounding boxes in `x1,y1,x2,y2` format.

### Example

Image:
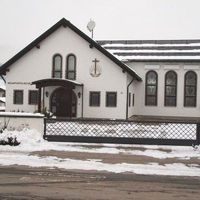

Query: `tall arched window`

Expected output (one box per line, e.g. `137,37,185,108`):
165,71,177,107
184,71,197,107
66,54,76,80
52,54,62,78
145,70,158,106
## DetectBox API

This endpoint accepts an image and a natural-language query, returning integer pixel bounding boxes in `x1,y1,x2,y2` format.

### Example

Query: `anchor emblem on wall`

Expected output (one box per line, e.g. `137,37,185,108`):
90,58,102,77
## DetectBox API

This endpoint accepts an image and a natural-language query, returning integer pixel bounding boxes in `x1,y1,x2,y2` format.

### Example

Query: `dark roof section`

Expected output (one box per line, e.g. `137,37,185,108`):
97,40,200,62
0,19,142,81
32,78,83,88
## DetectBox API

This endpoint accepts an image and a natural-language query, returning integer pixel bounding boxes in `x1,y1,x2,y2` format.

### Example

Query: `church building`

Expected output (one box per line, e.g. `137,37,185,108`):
0,18,200,120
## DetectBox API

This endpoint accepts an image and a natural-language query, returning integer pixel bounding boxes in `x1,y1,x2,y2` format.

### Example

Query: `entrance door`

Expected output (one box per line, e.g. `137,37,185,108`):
50,87,77,117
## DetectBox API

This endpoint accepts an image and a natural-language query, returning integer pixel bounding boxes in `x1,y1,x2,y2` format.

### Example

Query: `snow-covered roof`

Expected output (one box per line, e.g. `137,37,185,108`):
0,112,44,117
0,106,5,111
0,97,5,103
98,40,200,62
0,85,5,91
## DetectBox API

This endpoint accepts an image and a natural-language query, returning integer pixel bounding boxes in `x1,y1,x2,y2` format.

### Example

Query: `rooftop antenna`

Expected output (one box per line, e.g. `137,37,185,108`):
87,19,96,39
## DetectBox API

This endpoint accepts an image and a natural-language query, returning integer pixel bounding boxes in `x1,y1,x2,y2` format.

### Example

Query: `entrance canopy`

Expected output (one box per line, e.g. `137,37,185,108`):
32,78,83,89
31,78,83,114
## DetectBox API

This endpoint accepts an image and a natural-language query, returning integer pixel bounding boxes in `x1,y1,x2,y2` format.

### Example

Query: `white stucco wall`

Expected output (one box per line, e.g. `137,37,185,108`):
128,62,200,118
5,26,128,119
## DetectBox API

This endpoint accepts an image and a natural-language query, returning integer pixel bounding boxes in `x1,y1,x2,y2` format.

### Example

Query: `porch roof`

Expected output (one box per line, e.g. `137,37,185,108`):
32,78,83,88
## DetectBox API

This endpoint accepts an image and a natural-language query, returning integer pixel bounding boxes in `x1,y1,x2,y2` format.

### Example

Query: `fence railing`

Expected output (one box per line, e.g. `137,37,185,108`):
44,118,200,146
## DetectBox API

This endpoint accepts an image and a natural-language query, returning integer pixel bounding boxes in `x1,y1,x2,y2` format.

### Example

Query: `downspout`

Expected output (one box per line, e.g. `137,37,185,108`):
126,78,134,120
81,85,84,118
43,87,45,112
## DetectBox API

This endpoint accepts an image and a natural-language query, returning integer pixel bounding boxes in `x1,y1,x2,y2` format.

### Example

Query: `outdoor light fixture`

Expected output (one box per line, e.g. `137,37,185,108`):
45,91,49,97
78,92,81,98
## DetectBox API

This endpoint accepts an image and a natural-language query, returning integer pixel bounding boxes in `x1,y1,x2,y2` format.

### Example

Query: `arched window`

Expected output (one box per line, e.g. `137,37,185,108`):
66,54,76,80
164,71,177,107
184,71,197,107
145,70,158,106
52,54,62,78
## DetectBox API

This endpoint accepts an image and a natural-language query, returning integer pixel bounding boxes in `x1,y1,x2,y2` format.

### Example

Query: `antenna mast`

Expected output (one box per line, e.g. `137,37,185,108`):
87,19,96,39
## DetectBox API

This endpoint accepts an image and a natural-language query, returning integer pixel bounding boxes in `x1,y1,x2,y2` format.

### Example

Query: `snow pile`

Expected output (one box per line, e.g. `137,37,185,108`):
0,129,44,148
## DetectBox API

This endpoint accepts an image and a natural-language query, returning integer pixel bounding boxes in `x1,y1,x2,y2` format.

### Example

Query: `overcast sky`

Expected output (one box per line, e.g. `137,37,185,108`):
1,0,200,63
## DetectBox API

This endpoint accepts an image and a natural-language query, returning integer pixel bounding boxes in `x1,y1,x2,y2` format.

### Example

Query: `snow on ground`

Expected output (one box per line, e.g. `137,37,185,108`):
0,129,200,176
0,152,200,177
0,129,199,159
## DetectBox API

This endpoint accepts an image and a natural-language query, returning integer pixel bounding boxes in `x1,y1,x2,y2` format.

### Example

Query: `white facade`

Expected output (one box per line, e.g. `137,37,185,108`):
3,21,136,119
128,62,200,118
2,19,200,120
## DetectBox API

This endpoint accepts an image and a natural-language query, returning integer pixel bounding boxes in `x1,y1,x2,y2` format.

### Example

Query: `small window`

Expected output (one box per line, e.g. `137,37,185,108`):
66,54,76,80
129,93,131,107
184,71,197,107
89,92,100,107
106,92,117,107
164,71,177,107
29,90,38,105
14,90,23,104
132,94,134,106
52,54,62,78
145,70,158,106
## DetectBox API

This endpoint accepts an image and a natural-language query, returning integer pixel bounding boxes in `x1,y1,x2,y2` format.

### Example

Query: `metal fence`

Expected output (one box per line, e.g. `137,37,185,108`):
44,118,200,146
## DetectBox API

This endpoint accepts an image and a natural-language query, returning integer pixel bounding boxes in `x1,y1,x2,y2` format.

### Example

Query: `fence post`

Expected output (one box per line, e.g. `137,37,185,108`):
196,123,200,145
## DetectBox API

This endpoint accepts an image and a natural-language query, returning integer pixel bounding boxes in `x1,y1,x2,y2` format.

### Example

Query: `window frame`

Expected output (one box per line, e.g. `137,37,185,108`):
184,71,197,107
106,92,117,107
52,54,62,78
164,70,177,107
13,90,23,105
66,54,76,80
145,70,158,106
89,91,100,107
28,90,38,105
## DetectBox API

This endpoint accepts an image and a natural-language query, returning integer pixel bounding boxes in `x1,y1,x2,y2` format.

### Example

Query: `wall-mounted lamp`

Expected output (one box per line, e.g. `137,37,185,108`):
78,92,81,98
45,91,49,97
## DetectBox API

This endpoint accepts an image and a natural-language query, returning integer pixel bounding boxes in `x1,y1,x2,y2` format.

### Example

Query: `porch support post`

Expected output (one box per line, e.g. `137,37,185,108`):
38,87,42,113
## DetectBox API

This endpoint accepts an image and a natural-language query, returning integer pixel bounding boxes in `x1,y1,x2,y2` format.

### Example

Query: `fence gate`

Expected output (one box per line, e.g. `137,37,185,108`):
44,118,200,146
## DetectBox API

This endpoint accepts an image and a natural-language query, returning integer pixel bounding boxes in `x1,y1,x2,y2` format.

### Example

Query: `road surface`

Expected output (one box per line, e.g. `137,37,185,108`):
0,166,199,200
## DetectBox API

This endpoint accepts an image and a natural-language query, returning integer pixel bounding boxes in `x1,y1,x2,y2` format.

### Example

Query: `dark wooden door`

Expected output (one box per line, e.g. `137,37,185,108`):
51,88,75,117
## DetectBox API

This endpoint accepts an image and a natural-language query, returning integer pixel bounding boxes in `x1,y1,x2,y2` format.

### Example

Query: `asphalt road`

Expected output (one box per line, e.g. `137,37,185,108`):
0,166,200,200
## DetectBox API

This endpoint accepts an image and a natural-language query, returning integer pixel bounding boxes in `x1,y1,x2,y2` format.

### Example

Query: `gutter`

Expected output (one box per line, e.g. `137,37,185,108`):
126,78,134,120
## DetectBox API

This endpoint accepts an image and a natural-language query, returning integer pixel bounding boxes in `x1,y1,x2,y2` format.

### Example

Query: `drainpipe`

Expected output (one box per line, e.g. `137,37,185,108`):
126,78,134,120
81,86,84,118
